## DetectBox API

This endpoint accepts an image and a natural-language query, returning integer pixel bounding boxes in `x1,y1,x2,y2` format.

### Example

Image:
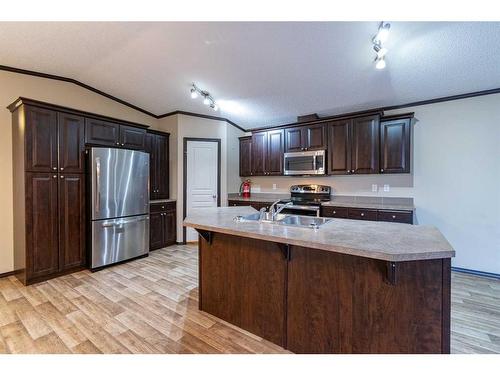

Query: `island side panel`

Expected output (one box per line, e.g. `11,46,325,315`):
198,232,287,347
287,246,448,354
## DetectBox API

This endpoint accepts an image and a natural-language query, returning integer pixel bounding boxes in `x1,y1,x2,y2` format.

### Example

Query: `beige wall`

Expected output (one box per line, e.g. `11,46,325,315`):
243,94,500,274
0,71,156,274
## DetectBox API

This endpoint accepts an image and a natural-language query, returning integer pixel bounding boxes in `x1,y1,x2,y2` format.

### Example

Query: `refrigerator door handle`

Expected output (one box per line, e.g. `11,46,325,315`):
101,216,149,227
95,157,101,214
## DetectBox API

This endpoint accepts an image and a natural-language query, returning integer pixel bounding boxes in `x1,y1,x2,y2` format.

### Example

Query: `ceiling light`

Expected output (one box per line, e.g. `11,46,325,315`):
374,45,388,58
373,22,390,44
203,96,210,105
212,104,218,111
375,57,386,70
190,88,198,99
189,83,218,110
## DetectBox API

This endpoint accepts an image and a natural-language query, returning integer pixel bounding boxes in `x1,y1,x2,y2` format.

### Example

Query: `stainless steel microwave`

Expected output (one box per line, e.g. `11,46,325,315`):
283,150,326,175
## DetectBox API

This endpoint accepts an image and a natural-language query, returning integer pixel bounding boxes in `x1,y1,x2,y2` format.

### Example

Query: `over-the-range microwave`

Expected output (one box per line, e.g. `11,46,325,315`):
283,150,326,175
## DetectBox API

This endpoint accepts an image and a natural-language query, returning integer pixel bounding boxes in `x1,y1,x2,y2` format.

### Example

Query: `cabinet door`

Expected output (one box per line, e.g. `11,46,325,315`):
149,212,164,250
120,125,146,150
266,130,284,175
164,210,177,246
155,134,169,199
145,133,157,199
251,132,267,176
25,173,59,280
85,118,120,147
327,120,351,174
285,127,304,152
380,119,411,174
305,124,326,150
351,115,380,174
25,106,58,172
58,113,85,173
59,174,86,270
239,137,252,176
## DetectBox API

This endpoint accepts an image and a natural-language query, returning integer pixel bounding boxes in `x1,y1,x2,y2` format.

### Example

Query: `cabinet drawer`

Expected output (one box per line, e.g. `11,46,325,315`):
377,210,413,224
347,208,378,221
228,200,251,207
321,206,348,218
150,201,175,213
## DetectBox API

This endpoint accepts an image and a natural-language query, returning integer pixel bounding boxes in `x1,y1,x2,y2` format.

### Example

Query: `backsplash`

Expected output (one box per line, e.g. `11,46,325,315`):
241,174,414,197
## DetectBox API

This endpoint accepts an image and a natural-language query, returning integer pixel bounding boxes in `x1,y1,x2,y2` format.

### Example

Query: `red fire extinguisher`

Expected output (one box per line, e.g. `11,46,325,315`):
240,179,251,198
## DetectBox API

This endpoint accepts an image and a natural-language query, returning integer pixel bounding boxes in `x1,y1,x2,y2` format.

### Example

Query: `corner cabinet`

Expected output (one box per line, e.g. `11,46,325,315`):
251,129,284,176
380,118,411,174
146,130,170,200
11,103,87,285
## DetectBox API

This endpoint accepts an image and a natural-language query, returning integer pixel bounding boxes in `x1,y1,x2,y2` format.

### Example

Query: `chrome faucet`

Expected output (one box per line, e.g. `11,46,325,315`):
269,200,293,221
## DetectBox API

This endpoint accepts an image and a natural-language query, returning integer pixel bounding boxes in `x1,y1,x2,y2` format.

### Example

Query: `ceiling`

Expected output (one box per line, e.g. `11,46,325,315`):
1,22,500,129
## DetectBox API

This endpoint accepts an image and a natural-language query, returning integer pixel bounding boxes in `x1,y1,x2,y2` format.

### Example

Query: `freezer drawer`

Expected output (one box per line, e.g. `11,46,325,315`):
91,214,149,269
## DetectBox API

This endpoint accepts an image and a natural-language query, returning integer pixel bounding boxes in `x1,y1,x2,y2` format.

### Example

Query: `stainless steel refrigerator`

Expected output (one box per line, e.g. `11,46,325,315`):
89,147,150,269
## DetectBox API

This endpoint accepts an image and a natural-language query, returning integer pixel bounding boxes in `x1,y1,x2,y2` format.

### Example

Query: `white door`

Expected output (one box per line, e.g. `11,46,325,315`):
186,140,219,241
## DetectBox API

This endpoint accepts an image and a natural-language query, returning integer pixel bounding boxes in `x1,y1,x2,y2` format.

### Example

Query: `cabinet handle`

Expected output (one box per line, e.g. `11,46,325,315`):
121,143,125,146
333,211,336,214
360,212,365,217
392,215,396,219
52,167,57,170
53,175,57,178
116,142,120,145
60,167,64,171
380,169,384,172
60,175,64,179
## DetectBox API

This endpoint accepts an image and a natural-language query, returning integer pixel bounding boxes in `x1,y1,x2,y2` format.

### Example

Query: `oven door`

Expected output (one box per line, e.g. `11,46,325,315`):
284,150,325,175
277,204,320,217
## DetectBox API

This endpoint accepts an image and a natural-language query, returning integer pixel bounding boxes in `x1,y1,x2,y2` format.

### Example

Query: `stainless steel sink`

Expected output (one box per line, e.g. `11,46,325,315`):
234,213,331,229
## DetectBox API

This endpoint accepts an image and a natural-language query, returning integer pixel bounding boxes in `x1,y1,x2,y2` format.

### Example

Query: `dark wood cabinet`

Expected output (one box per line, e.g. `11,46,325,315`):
120,125,146,150
25,173,60,280
266,130,284,175
351,115,380,174
321,205,413,224
25,106,58,172
327,120,351,174
85,118,120,147
327,115,380,175
239,136,252,177
58,173,86,270
285,124,326,152
146,130,169,200
380,118,411,174
251,130,284,176
58,113,85,173
150,202,176,250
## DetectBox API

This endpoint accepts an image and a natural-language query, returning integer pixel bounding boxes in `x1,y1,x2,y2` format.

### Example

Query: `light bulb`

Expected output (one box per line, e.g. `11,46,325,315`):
190,88,198,99
203,97,210,105
375,24,390,44
375,57,386,70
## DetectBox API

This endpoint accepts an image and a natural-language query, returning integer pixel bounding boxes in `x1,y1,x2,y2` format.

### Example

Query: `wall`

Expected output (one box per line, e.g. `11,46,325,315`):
0,71,156,274
243,94,500,274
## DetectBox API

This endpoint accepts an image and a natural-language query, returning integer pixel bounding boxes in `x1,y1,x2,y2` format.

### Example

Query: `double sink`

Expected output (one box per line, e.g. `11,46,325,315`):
234,212,332,229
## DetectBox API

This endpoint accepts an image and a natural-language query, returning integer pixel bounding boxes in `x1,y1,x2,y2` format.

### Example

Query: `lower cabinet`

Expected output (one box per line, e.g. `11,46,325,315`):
150,202,176,250
321,206,413,224
21,172,86,285
228,199,270,211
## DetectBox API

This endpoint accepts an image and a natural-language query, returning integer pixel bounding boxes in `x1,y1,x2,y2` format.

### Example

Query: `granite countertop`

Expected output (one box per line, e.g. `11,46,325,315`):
183,206,454,262
150,199,176,203
227,193,415,211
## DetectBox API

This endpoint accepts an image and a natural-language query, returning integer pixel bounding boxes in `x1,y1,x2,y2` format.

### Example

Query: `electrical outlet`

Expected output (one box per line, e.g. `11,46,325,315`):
383,184,390,192
371,184,378,192
272,183,277,190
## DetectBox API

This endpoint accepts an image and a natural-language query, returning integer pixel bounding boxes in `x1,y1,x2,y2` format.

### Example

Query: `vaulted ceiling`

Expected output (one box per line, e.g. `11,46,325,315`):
1,22,499,128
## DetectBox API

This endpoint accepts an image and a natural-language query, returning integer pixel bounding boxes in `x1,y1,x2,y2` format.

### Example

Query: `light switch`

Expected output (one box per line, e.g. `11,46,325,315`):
383,184,390,192
371,184,378,192
272,183,277,190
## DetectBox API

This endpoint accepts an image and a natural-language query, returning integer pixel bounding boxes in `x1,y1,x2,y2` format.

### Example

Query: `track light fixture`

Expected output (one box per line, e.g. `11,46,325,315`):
372,22,390,69
189,83,218,111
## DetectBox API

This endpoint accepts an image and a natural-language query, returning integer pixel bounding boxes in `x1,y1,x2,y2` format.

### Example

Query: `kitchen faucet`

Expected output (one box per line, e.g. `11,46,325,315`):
269,200,293,221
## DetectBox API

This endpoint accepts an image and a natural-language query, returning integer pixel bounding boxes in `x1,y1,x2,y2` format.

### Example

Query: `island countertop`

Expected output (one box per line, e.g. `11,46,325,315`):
183,206,455,262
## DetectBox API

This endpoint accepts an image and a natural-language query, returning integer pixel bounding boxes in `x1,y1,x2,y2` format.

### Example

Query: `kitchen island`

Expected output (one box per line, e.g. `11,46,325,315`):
184,206,455,354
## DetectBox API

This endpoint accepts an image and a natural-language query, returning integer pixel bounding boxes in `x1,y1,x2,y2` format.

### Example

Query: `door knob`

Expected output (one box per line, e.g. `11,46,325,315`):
212,195,217,199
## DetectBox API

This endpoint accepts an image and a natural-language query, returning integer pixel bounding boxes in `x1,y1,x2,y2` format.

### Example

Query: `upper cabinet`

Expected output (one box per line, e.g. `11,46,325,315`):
146,130,170,200
85,118,146,150
239,136,252,177
285,124,326,152
251,130,284,176
25,106,58,172
327,115,380,175
380,118,411,174
58,112,85,173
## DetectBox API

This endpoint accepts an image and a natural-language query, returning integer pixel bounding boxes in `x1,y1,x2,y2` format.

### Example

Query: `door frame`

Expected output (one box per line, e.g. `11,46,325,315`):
182,137,221,243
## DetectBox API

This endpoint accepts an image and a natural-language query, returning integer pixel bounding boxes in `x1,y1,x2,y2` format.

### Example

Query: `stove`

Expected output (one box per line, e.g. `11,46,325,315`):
277,184,331,217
